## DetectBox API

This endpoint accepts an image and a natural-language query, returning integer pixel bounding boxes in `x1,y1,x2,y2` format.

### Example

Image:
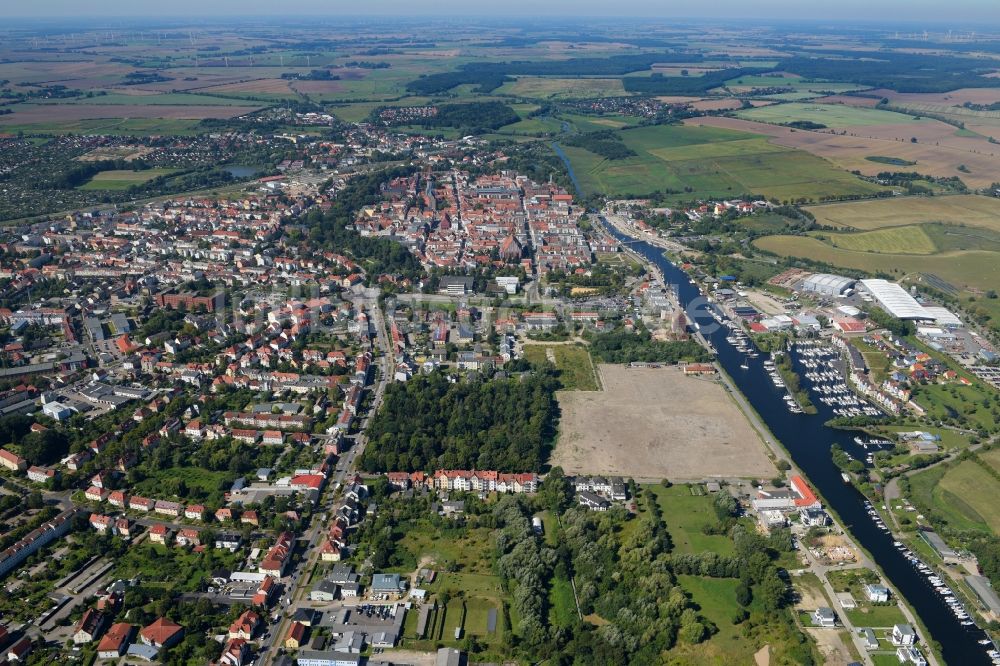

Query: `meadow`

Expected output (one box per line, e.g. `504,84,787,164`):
78,168,177,190
909,459,1000,535
645,484,736,555
561,123,883,202
522,343,600,391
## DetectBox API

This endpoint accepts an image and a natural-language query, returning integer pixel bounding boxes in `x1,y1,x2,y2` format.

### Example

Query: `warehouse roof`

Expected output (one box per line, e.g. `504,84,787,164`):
860,279,932,320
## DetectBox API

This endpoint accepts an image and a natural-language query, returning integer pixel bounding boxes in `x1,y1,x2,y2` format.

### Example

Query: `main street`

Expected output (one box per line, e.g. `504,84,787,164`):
259,292,392,666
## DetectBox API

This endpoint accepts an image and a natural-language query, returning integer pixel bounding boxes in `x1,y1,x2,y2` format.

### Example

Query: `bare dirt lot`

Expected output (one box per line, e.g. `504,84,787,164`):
551,364,776,481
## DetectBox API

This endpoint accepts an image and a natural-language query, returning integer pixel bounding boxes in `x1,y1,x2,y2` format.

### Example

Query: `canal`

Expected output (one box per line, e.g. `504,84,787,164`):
606,225,990,666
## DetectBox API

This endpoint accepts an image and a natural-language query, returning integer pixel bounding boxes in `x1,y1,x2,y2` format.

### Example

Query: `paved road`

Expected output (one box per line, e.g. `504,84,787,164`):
260,298,392,666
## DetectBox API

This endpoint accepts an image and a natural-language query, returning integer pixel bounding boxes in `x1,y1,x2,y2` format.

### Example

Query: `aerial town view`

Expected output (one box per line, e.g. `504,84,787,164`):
2,0,1000,664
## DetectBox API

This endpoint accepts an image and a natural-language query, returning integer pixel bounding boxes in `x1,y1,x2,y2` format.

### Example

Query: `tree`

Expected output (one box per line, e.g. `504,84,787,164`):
540,467,573,513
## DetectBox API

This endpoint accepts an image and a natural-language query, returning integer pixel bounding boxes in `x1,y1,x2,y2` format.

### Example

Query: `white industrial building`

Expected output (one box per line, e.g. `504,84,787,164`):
859,279,932,320
920,306,962,328
801,273,856,297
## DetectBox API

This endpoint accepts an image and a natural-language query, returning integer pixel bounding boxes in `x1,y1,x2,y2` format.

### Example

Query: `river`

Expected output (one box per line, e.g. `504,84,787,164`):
604,224,991,666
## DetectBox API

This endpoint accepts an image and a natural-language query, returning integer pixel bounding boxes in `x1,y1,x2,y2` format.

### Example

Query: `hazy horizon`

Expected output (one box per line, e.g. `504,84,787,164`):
3,0,1000,25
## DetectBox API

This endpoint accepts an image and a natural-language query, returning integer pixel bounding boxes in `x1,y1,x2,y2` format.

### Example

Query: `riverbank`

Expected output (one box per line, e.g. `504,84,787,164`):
604,219,992,665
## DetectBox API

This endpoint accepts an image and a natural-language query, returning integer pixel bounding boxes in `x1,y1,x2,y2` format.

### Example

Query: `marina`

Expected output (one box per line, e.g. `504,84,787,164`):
604,220,995,666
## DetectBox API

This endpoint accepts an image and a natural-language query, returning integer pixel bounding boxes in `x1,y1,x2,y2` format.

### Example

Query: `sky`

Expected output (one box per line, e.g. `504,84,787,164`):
3,0,1000,23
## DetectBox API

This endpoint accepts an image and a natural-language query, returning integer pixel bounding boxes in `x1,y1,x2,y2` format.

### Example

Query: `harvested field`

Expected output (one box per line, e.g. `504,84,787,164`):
686,116,1000,187
498,76,628,99
551,364,776,481
0,103,258,125
690,98,743,111
804,195,1000,232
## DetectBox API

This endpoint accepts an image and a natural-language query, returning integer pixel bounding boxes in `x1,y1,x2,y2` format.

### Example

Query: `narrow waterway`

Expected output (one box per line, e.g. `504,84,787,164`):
606,225,991,666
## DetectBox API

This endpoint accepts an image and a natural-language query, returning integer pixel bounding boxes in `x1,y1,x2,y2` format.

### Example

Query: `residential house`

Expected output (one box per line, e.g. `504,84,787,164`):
139,617,184,650
891,624,917,647
97,622,135,659
228,609,261,640
0,448,27,472
865,584,890,603
220,639,250,666
148,524,171,545
215,533,242,552
812,607,837,628
73,608,108,644
85,486,107,502
285,622,308,650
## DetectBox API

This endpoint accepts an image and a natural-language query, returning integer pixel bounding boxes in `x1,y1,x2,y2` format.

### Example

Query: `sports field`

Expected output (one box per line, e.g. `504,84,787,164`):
736,102,923,128
753,235,1000,292
561,124,884,201
77,169,177,190
804,195,1000,232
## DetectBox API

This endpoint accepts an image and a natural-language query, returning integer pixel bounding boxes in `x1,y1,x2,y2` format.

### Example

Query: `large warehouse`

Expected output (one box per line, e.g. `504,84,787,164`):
859,279,933,320
800,273,856,297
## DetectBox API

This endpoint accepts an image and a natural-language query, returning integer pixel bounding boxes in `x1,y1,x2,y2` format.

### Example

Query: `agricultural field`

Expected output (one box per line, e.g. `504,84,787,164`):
496,76,628,99
736,102,922,128
689,115,1000,188
804,195,1000,232
752,234,1000,294
522,343,600,391
724,74,867,100
561,123,884,202
77,168,178,190
0,102,256,133
809,225,938,254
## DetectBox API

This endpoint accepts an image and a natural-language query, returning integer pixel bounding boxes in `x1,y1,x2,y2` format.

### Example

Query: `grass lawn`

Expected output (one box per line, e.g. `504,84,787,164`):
645,484,735,555
465,596,503,638
561,123,882,202
441,598,466,640
549,576,578,628
736,102,924,128
522,343,599,391
664,574,759,665
78,168,177,190
844,604,908,628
